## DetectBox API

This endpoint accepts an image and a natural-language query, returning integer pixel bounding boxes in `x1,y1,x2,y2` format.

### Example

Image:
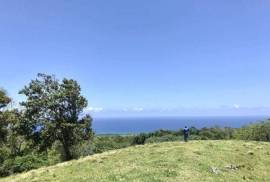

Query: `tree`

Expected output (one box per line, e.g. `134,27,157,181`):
19,73,94,161
0,89,11,144
0,89,11,110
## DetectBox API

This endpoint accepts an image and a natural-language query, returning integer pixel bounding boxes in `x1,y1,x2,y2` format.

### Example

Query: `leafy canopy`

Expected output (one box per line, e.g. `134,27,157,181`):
19,73,93,160
0,90,11,110
0,89,12,144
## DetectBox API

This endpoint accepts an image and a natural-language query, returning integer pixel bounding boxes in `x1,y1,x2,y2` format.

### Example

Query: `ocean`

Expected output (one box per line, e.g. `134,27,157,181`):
93,116,269,134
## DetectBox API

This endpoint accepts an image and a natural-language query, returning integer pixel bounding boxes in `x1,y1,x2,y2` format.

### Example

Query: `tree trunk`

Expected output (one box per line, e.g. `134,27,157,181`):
62,142,72,161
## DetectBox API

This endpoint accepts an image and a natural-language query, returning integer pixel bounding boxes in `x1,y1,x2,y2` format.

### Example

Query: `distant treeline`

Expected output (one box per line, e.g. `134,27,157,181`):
132,121,270,145
0,73,269,177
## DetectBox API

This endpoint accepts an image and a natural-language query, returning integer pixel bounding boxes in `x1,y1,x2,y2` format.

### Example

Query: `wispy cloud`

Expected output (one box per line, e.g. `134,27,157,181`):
84,105,270,117
133,107,144,112
233,104,240,109
85,107,104,113
121,107,144,112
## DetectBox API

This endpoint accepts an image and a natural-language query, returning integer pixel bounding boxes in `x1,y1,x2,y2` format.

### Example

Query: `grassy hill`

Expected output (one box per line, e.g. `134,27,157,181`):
1,140,270,182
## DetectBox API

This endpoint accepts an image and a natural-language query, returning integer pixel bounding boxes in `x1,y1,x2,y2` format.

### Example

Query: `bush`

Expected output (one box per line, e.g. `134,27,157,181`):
234,120,270,141
93,136,132,153
190,127,200,135
0,146,10,164
145,135,179,144
132,133,148,145
189,135,202,140
149,130,176,137
71,141,95,159
0,153,48,176
47,141,63,165
198,127,231,140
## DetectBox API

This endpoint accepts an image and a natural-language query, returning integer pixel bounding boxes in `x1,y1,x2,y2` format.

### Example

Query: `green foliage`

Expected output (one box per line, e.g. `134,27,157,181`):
131,126,236,145
189,126,200,135
0,95,33,177
47,141,64,165
3,110,28,157
149,129,177,137
0,89,11,110
0,90,11,144
132,130,180,145
0,153,48,177
132,133,148,145
145,135,179,144
93,136,133,153
0,146,10,165
19,73,94,161
198,127,234,140
234,120,270,141
71,141,95,159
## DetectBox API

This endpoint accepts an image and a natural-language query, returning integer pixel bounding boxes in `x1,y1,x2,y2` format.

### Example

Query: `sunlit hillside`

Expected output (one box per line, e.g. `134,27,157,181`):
1,140,270,182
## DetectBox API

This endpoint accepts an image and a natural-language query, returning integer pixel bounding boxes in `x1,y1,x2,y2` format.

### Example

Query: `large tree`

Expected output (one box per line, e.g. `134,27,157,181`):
19,73,93,160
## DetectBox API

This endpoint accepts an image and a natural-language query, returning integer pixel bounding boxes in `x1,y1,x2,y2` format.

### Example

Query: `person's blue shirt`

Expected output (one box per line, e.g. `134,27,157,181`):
183,126,189,142
184,127,189,136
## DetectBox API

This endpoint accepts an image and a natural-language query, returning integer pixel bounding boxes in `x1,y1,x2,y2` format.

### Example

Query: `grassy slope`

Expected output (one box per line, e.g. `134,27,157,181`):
1,140,270,182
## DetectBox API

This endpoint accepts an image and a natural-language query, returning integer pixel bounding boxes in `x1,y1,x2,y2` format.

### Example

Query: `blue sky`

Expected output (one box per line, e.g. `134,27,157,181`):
0,0,270,117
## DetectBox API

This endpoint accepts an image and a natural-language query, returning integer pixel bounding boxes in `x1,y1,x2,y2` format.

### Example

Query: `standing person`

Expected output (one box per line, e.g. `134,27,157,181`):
183,126,189,142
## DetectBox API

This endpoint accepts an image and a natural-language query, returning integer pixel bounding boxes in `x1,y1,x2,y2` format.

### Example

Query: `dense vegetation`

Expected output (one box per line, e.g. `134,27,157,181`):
0,73,269,178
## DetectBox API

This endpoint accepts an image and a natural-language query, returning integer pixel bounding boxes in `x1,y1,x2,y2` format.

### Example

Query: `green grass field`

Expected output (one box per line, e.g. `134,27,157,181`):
1,140,270,182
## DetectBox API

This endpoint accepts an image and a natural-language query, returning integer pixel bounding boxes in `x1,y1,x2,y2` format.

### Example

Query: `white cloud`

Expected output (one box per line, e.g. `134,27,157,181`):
233,104,240,109
121,107,145,112
133,107,144,112
122,108,129,112
86,107,104,113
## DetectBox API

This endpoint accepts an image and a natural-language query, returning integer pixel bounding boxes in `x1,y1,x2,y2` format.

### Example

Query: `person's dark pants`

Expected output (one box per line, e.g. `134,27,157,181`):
184,134,188,142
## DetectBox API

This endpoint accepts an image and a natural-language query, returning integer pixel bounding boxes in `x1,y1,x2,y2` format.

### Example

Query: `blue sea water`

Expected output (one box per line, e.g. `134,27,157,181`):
93,116,269,134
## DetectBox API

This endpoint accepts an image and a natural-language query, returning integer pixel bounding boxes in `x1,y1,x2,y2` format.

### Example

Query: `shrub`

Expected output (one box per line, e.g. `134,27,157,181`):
71,141,95,159
47,141,63,165
132,133,148,145
0,146,10,164
145,135,179,144
234,120,270,141
199,127,230,140
93,136,130,153
0,153,48,176
149,130,176,137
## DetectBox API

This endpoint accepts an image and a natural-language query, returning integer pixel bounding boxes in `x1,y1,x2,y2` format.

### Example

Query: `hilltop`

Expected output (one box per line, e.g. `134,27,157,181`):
1,140,270,182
